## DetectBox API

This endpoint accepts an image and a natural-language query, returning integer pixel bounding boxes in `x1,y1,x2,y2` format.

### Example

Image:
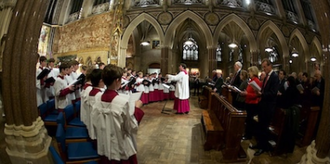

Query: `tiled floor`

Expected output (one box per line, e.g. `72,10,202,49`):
136,95,306,164
0,95,306,164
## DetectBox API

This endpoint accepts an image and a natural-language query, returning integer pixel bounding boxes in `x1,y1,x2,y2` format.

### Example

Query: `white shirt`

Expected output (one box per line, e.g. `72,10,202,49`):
54,76,69,109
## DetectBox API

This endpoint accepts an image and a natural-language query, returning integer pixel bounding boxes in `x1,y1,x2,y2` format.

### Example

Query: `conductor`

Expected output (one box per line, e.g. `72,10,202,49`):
167,63,190,114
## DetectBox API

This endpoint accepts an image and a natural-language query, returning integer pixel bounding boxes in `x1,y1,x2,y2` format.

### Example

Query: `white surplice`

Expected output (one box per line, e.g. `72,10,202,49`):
167,71,190,99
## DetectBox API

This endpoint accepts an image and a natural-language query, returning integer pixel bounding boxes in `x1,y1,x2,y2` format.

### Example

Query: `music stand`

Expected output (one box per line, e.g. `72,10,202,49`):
161,83,172,114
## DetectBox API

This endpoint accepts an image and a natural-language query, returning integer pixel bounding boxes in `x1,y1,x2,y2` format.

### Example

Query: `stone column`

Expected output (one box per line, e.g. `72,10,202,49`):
300,1,330,163
118,46,126,67
2,0,52,163
208,46,217,78
161,46,169,75
250,50,259,66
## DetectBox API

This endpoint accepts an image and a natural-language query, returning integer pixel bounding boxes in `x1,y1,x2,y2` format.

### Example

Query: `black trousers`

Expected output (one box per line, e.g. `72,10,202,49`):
244,103,258,137
256,101,275,150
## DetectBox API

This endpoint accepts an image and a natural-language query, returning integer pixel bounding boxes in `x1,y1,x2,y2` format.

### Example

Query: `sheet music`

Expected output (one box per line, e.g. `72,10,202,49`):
249,81,261,92
69,79,80,86
232,86,242,93
162,83,170,89
296,84,304,92
311,86,319,94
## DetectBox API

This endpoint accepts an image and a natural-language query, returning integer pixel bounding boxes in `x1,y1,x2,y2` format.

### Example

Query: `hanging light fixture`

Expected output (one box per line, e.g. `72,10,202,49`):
289,59,293,64
265,47,273,52
140,41,150,46
228,43,238,49
140,21,150,46
184,37,194,45
310,57,316,61
291,48,299,57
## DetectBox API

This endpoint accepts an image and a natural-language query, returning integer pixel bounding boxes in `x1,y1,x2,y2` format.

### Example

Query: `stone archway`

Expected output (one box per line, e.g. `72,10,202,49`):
213,14,257,51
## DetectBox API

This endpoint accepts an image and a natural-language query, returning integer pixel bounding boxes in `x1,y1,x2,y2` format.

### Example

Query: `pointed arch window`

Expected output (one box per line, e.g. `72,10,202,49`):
70,0,84,14
172,0,203,5
135,0,159,7
255,0,275,15
216,44,222,62
94,0,109,6
301,0,316,31
282,0,299,23
266,46,279,63
183,38,198,61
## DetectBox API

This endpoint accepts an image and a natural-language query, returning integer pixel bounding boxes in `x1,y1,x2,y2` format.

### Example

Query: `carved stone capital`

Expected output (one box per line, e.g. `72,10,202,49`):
300,140,330,164
5,117,52,163
0,0,17,10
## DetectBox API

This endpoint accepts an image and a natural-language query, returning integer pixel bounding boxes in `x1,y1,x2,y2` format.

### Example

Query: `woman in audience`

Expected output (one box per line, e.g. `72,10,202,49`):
235,70,249,110
239,66,262,140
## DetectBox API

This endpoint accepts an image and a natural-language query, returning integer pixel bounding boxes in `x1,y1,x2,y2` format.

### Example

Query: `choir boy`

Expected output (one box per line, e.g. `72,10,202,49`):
86,69,104,139
36,56,48,106
54,62,75,113
92,64,142,163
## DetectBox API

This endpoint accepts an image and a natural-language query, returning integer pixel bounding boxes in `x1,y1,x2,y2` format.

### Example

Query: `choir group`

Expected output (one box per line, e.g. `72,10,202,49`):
35,55,191,163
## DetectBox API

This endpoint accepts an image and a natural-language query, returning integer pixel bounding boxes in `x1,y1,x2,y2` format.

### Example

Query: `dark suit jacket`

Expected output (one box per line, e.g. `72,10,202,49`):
312,77,325,107
261,71,279,103
231,70,242,87
214,77,224,94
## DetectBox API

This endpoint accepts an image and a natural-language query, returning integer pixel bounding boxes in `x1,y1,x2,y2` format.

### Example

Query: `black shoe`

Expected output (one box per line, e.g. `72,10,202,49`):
249,144,260,149
175,112,183,115
185,112,189,114
254,149,265,156
242,136,252,140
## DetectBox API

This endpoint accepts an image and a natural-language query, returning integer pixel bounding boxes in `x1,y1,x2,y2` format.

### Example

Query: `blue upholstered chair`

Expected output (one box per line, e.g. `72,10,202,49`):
57,112,89,143
64,104,85,127
56,124,99,163
49,145,65,164
38,102,58,126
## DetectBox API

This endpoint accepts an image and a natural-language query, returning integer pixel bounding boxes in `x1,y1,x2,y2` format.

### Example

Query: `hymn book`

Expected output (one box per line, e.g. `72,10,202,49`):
249,81,261,92
311,87,320,94
296,84,304,92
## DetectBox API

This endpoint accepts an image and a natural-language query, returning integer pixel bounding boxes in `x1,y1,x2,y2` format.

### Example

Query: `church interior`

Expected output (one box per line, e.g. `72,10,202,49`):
0,0,330,163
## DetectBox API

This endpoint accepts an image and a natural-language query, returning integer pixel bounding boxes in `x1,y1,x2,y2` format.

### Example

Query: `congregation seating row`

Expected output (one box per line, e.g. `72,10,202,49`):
201,86,320,162
38,100,101,163
220,87,320,150
201,86,247,163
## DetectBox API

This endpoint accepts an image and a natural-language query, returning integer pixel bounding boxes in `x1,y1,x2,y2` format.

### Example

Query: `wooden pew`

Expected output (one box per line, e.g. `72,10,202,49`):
297,106,320,147
269,105,320,155
221,86,233,105
198,86,213,109
201,93,247,163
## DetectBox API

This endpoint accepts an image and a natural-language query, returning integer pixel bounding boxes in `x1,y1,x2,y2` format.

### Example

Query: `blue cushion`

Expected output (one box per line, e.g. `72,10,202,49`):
64,104,75,119
49,146,64,164
38,103,48,117
47,99,55,111
68,118,86,127
66,127,88,139
44,114,58,122
67,142,99,160
75,100,81,113
56,112,65,126
55,124,66,154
